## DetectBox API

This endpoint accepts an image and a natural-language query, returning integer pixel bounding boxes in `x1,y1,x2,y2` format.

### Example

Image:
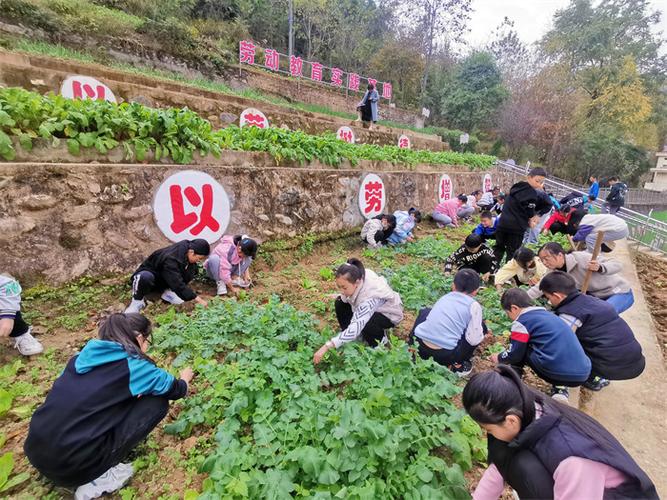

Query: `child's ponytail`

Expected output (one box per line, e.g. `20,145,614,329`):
98,313,155,364
336,258,365,283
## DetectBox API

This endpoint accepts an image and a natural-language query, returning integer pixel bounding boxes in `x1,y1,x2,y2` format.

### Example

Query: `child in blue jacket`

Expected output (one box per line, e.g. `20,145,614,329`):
490,288,591,402
24,313,193,500
387,208,422,245
472,211,498,242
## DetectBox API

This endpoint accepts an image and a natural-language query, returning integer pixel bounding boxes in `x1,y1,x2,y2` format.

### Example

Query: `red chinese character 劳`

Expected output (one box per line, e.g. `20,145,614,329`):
441,179,451,201
169,184,220,236
239,40,256,65
290,55,303,77
348,73,360,91
368,78,377,88
331,68,343,87
382,82,392,99
364,181,383,214
264,49,279,71
311,62,323,81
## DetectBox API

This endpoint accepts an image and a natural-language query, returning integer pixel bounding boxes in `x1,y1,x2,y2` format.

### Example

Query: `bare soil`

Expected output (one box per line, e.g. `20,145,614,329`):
633,251,667,366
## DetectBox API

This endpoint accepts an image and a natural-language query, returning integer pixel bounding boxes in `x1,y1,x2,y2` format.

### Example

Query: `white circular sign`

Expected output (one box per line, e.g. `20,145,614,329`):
438,174,454,203
153,170,230,244
397,134,411,149
358,173,386,219
239,108,269,128
61,75,116,103
336,126,355,144
483,173,493,193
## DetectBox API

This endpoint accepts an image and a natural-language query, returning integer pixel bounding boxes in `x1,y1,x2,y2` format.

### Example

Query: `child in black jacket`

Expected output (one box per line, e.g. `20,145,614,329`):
24,314,193,499
539,271,645,391
494,168,552,264
126,239,210,313
444,234,497,280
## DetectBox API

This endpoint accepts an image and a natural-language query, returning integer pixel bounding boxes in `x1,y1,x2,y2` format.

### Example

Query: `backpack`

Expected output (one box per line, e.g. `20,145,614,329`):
608,183,627,205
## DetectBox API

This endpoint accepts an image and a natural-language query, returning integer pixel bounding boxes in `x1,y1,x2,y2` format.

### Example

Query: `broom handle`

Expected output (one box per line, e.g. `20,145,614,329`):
581,231,605,294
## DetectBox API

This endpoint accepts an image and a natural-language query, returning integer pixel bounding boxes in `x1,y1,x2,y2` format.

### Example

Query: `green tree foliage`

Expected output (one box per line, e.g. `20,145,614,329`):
440,52,508,133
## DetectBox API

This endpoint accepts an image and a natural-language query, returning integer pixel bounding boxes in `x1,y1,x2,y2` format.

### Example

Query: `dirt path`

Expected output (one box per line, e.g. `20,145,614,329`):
580,240,667,497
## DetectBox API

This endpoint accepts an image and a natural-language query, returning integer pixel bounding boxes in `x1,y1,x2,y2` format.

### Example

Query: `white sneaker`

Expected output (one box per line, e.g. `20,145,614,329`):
231,278,250,288
124,298,146,314
216,281,228,295
14,328,43,356
74,463,134,500
160,289,184,305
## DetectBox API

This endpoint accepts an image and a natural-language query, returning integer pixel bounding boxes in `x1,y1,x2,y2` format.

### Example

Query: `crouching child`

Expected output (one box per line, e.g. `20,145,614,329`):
444,234,497,281
539,271,645,391
490,288,591,402
0,274,43,356
410,269,486,378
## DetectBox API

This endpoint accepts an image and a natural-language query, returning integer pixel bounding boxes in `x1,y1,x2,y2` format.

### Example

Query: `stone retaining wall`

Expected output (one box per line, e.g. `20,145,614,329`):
0,162,510,284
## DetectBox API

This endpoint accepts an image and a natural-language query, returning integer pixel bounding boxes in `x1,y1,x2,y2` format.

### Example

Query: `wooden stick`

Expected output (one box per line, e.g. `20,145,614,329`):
567,235,576,251
581,231,605,294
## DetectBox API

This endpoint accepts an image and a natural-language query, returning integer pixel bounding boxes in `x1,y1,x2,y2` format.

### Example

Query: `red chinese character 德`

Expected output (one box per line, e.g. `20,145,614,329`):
331,68,343,87
364,181,383,214
348,73,360,91
382,82,392,99
169,184,220,236
72,80,106,101
311,62,323,81
368,78,377,88
239,40,256,65
264,49,279,71
290,55,303,77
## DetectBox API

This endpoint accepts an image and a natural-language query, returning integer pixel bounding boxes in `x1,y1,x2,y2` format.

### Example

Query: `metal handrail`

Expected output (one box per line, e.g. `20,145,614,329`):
495,160,667,255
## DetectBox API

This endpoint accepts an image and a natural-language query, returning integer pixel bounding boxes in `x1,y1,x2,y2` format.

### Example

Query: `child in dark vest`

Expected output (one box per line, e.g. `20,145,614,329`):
125,239,211,313
539,271,645,391
205,235,258,296
444,234,497,281
463,366,657,500
490,288,591,402
24,314,193,500
409,269,487,378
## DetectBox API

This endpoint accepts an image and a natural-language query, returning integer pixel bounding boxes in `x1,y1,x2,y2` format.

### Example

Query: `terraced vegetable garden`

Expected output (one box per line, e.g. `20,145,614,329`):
0,87,496,168
0,223,554,499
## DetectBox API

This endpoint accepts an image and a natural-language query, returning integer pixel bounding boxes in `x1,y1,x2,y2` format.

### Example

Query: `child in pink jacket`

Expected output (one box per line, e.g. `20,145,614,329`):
432,194,467,228
204,235,258,295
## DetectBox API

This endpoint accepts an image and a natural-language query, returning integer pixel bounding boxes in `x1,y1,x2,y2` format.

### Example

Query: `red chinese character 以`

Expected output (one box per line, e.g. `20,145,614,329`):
348,73,360,91
290,55,303,77
368,78,377,88
169,184,220,236
72,80,106,101
264,49,279,71
363,181,384,214
331,68,343,87
239,40,256,65
311,62,323,82
382,82,392,99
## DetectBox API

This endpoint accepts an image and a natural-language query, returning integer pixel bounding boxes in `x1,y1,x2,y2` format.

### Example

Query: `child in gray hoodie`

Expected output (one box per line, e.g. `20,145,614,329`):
0,275,43,356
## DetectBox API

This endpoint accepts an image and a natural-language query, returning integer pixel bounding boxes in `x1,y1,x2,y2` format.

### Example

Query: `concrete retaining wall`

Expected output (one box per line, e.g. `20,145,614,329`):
0,161,510,284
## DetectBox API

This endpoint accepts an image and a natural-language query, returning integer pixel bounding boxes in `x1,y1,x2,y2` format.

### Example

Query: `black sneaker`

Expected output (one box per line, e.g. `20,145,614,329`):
583,376,610,391
450,360,473,378
550,386,569,403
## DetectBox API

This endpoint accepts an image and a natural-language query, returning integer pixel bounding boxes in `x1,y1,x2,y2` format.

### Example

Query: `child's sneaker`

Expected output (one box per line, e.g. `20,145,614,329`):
160,289,184,305
74,463,134,500
14,328,43,356
450,360,473,378
583,376,610,391
124,298,146,314
550,386,569,403
216,281,228,296
374,333,390,349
